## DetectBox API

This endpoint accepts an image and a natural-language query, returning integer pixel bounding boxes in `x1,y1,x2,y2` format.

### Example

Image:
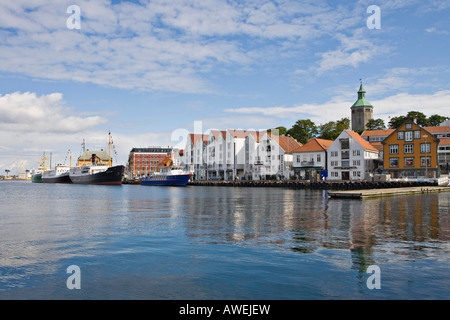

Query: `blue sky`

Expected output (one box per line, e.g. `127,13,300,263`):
1,0,449,173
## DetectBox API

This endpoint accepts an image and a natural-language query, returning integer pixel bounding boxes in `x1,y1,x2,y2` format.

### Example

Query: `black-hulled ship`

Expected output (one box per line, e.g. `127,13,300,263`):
42,165,72,183
69,132,125,185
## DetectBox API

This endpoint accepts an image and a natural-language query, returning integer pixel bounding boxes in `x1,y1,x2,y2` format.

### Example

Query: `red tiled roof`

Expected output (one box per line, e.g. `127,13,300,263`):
292,138,333,153
424,126,450,133
439,137,450,145
189,133,208,147
345,130,379,152
267,132,302,152
227,129,258,139
210,130,227,140
361,129,394,137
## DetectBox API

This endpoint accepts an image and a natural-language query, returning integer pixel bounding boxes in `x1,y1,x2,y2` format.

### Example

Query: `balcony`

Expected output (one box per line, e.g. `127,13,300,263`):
300,161,315,167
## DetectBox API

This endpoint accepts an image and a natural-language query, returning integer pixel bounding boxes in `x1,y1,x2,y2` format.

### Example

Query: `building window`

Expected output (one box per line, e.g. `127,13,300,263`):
404,157,414,167
420,157,431,167
296,155,301,162
340,139,349,150
353,150,361,156
405,131,413,142
420,143,431,153
398,131,404,140
404,144,414,154
405,123,412,129
389,158,399,168
414,130,421,139
317,154,321,162
342,160,350,167
389,144,399,154
353,160,361,166
341,151,349,159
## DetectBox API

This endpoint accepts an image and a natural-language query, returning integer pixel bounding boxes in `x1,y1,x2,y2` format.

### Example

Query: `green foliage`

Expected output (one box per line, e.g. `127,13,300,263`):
366,118,386,130
286,119,318,144
318,118,350,140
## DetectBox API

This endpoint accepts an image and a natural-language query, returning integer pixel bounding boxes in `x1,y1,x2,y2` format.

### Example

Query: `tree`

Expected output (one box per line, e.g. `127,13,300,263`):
366,118,386,130
406,111,428,126
428,114,448,126
287,119,318,144
318,117,350,140
388,116,406,129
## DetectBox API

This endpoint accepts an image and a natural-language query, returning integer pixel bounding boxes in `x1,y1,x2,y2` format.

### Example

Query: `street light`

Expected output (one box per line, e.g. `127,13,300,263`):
423,134,428,179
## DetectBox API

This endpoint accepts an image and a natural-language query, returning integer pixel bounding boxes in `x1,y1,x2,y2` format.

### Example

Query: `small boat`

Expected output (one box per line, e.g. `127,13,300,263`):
141,166,192,186
42,165,72,183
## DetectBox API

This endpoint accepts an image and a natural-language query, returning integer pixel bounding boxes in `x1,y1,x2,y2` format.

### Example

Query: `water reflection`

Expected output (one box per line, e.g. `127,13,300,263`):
181,187,450,269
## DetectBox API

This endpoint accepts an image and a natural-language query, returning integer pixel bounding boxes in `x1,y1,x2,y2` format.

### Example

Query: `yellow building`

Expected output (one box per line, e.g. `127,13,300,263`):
382,119,439,178
77,149,112,167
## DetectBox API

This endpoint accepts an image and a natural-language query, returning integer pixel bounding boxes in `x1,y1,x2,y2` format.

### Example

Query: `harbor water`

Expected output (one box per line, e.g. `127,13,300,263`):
0,180,449,300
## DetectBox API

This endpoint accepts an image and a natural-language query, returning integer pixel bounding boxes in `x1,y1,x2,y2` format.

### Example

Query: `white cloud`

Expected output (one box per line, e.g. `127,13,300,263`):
0,0,365,93
0,91,106,133
224,90,450,127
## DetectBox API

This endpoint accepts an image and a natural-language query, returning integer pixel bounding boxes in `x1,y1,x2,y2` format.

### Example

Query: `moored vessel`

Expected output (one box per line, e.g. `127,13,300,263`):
42,165,72,183
69,131,124,185
141,166,192,186
31,153,48,183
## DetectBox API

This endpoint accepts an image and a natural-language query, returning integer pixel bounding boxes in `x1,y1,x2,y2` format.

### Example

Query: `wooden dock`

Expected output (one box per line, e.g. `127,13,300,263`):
328,186,450,199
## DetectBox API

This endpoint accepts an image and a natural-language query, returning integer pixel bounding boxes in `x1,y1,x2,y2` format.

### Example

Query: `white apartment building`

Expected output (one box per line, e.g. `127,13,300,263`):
327,130,379,181
206,130,227,180
250,132,301,180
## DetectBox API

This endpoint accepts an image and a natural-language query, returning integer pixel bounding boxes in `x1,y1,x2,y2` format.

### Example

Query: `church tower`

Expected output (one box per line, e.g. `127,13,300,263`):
351,82,373,132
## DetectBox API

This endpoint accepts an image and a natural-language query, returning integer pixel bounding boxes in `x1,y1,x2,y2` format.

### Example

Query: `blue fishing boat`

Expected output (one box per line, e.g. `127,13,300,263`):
141,166,192,186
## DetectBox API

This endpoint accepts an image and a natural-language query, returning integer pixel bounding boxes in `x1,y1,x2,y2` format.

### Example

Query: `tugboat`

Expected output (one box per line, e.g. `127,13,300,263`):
69,131,125,185
141,166,192,186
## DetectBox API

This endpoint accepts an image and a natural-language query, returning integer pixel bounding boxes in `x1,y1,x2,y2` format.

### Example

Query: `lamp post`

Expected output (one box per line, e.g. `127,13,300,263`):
423,134,428,179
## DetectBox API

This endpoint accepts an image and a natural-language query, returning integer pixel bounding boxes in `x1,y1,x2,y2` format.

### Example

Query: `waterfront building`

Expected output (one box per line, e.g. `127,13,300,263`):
127,147,173,178
77,149,112,167
351,83,374,132
327,130,379,181
292,138,333,181
381,119,439,179
244,131,263,180
225,130,260,180
183,134,208,180
251,132,302,180
206,130,227,180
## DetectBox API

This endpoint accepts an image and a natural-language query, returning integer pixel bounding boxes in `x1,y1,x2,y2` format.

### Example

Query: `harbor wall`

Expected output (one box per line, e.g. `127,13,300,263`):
187,180,438,190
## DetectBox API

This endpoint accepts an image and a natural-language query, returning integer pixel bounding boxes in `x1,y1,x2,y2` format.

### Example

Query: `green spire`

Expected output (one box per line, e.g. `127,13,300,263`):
351,82,373,108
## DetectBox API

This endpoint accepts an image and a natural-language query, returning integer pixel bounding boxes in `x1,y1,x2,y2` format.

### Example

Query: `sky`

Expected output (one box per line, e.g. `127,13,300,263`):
1,0,449,174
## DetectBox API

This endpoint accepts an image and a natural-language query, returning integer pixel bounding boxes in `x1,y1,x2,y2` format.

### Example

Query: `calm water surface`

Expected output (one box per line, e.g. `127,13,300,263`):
0,180,449,299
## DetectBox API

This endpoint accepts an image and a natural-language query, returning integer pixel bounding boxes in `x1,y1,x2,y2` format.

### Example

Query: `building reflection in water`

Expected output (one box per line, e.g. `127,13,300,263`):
181,187,450,278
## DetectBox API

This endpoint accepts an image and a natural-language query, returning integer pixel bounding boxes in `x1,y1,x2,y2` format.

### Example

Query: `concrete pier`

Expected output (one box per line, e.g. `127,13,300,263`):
328,186,450,199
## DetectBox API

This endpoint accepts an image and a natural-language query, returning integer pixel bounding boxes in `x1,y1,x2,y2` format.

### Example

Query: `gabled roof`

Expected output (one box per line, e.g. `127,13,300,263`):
267,132,302,152
292,138,333,153
188,134,208,147
345,130,379,152
227,129,258,139
210,130,227,140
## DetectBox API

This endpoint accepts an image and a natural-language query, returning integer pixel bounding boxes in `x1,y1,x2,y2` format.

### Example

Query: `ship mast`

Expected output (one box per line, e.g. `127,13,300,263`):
108,129,112,166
